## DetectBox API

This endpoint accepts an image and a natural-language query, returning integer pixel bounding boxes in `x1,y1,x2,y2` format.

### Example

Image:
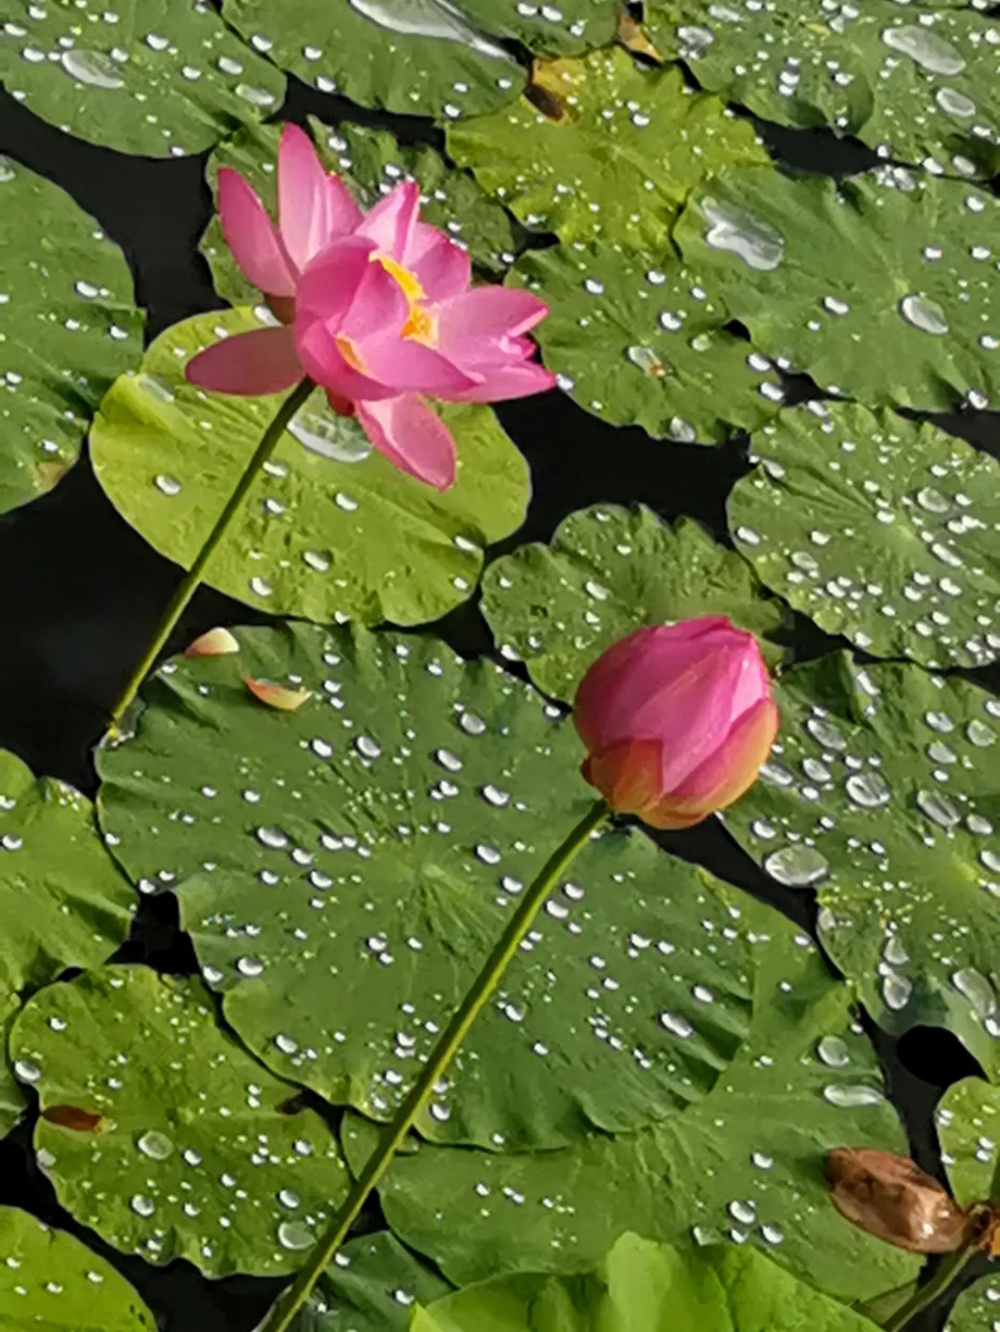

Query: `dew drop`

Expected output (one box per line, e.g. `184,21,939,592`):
659,1012,693,1039
823,1084,884,1108
763,845,829,887
136,1130,173,1160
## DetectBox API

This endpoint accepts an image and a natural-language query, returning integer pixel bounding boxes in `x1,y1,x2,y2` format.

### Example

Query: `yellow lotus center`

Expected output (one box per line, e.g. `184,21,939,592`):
373,252,438,347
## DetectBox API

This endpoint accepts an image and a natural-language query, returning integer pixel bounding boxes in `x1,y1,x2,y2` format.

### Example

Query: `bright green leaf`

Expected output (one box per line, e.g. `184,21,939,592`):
482,506,787,701
674,166,1000,412
0,155,142,516
945,1272,1000,1331
645,0,1000,179
725,651,1000,1077
89,309,529,627
220,0,526,119
10,965,351,1277
512,243,784,443
341,904,918,1304
729,403,1000,669
0,1205,155,1330
417,1231,881,1332
200,118,520,308
97,620,760,1151
448,51,769,249
936,1076,1000,1208
0,748,134,1136
0,0,284,157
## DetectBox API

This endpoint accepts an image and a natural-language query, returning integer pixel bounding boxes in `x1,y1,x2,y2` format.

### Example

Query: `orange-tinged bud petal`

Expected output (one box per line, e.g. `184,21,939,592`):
825,1148,971,1254
582,739,664,820
185,627,240,658
245,677,312,712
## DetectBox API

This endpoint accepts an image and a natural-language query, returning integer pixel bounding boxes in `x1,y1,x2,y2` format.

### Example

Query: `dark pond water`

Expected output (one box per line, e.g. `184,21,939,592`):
0,41,998,1332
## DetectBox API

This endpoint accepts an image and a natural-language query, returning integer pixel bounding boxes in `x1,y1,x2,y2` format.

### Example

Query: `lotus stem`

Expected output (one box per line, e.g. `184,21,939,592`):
106,378,316,732
882,1245,978,1332
256,797,610,1332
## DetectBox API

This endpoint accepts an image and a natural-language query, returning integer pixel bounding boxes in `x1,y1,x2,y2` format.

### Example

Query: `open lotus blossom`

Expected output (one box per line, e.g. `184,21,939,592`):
186,123,556,491
574,616,779,830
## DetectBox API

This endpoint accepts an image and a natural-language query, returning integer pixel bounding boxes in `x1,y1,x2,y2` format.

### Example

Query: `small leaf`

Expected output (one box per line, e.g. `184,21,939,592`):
11,966,351,1277
725,652,1000,1077
675,167,1000,412
0,0,284,156
220,0,526,119
185,627,240,658
245,678,312,712
482,506,786,701
448,48,769,249
0,1206,155,1329
0,157,142,518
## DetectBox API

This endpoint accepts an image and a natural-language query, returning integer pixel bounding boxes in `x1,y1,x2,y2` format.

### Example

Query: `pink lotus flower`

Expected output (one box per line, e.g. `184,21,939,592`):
186,123,556,491
574,617,779,830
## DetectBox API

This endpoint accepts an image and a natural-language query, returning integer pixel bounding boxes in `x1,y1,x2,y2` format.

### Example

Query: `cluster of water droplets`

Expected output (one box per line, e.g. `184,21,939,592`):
664,0,997,170
12,969,349,1272
0,0,281,154
732,404,1000,668
735,658,1000,1043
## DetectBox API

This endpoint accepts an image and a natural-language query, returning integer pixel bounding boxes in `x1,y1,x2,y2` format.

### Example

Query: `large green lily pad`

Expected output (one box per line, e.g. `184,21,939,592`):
89,309,530,627
220,0,526,119
200,119,520,309
511,242,784,442
298,1232,453,1331
446,0,622,56
674,166,1000,412
10,966,351,1277
0,748,135,1135
645,0,1000,178
482,505,786,700
0,155,142,517
341,903,918,1304
416,1232,881,1332
724,651,1000,1078
730,404,1000,669
448,50,769,249
0,1206,155,1330
0,0,284,157
97,620,764,1152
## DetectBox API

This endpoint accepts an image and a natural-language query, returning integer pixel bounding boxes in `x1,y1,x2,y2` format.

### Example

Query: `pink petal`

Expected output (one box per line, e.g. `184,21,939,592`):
185,326,302,396
407,225,472,302
295,316,399,402
355,180,421,259
328,173,364,234
340,260,410,342
357,395,456,490
667,696,779,813
445,359,557,403
437,286,550,348
278,123,334,272
357,333,478,394
295,237,379,328
217,168,296,297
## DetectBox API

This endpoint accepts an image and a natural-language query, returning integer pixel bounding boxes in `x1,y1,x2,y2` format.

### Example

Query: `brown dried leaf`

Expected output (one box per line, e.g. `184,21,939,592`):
825,1147,971,1254
41,1104,111,1134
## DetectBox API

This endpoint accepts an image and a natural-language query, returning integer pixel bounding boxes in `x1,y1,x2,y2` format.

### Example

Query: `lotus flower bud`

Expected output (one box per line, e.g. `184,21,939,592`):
825,1147,971,1253
573,617,779,830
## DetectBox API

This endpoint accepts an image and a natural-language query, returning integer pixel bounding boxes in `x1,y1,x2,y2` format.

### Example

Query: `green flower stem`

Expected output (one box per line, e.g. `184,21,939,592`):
882,1246,978,1332
257,797,610,1332
107,378,316,731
